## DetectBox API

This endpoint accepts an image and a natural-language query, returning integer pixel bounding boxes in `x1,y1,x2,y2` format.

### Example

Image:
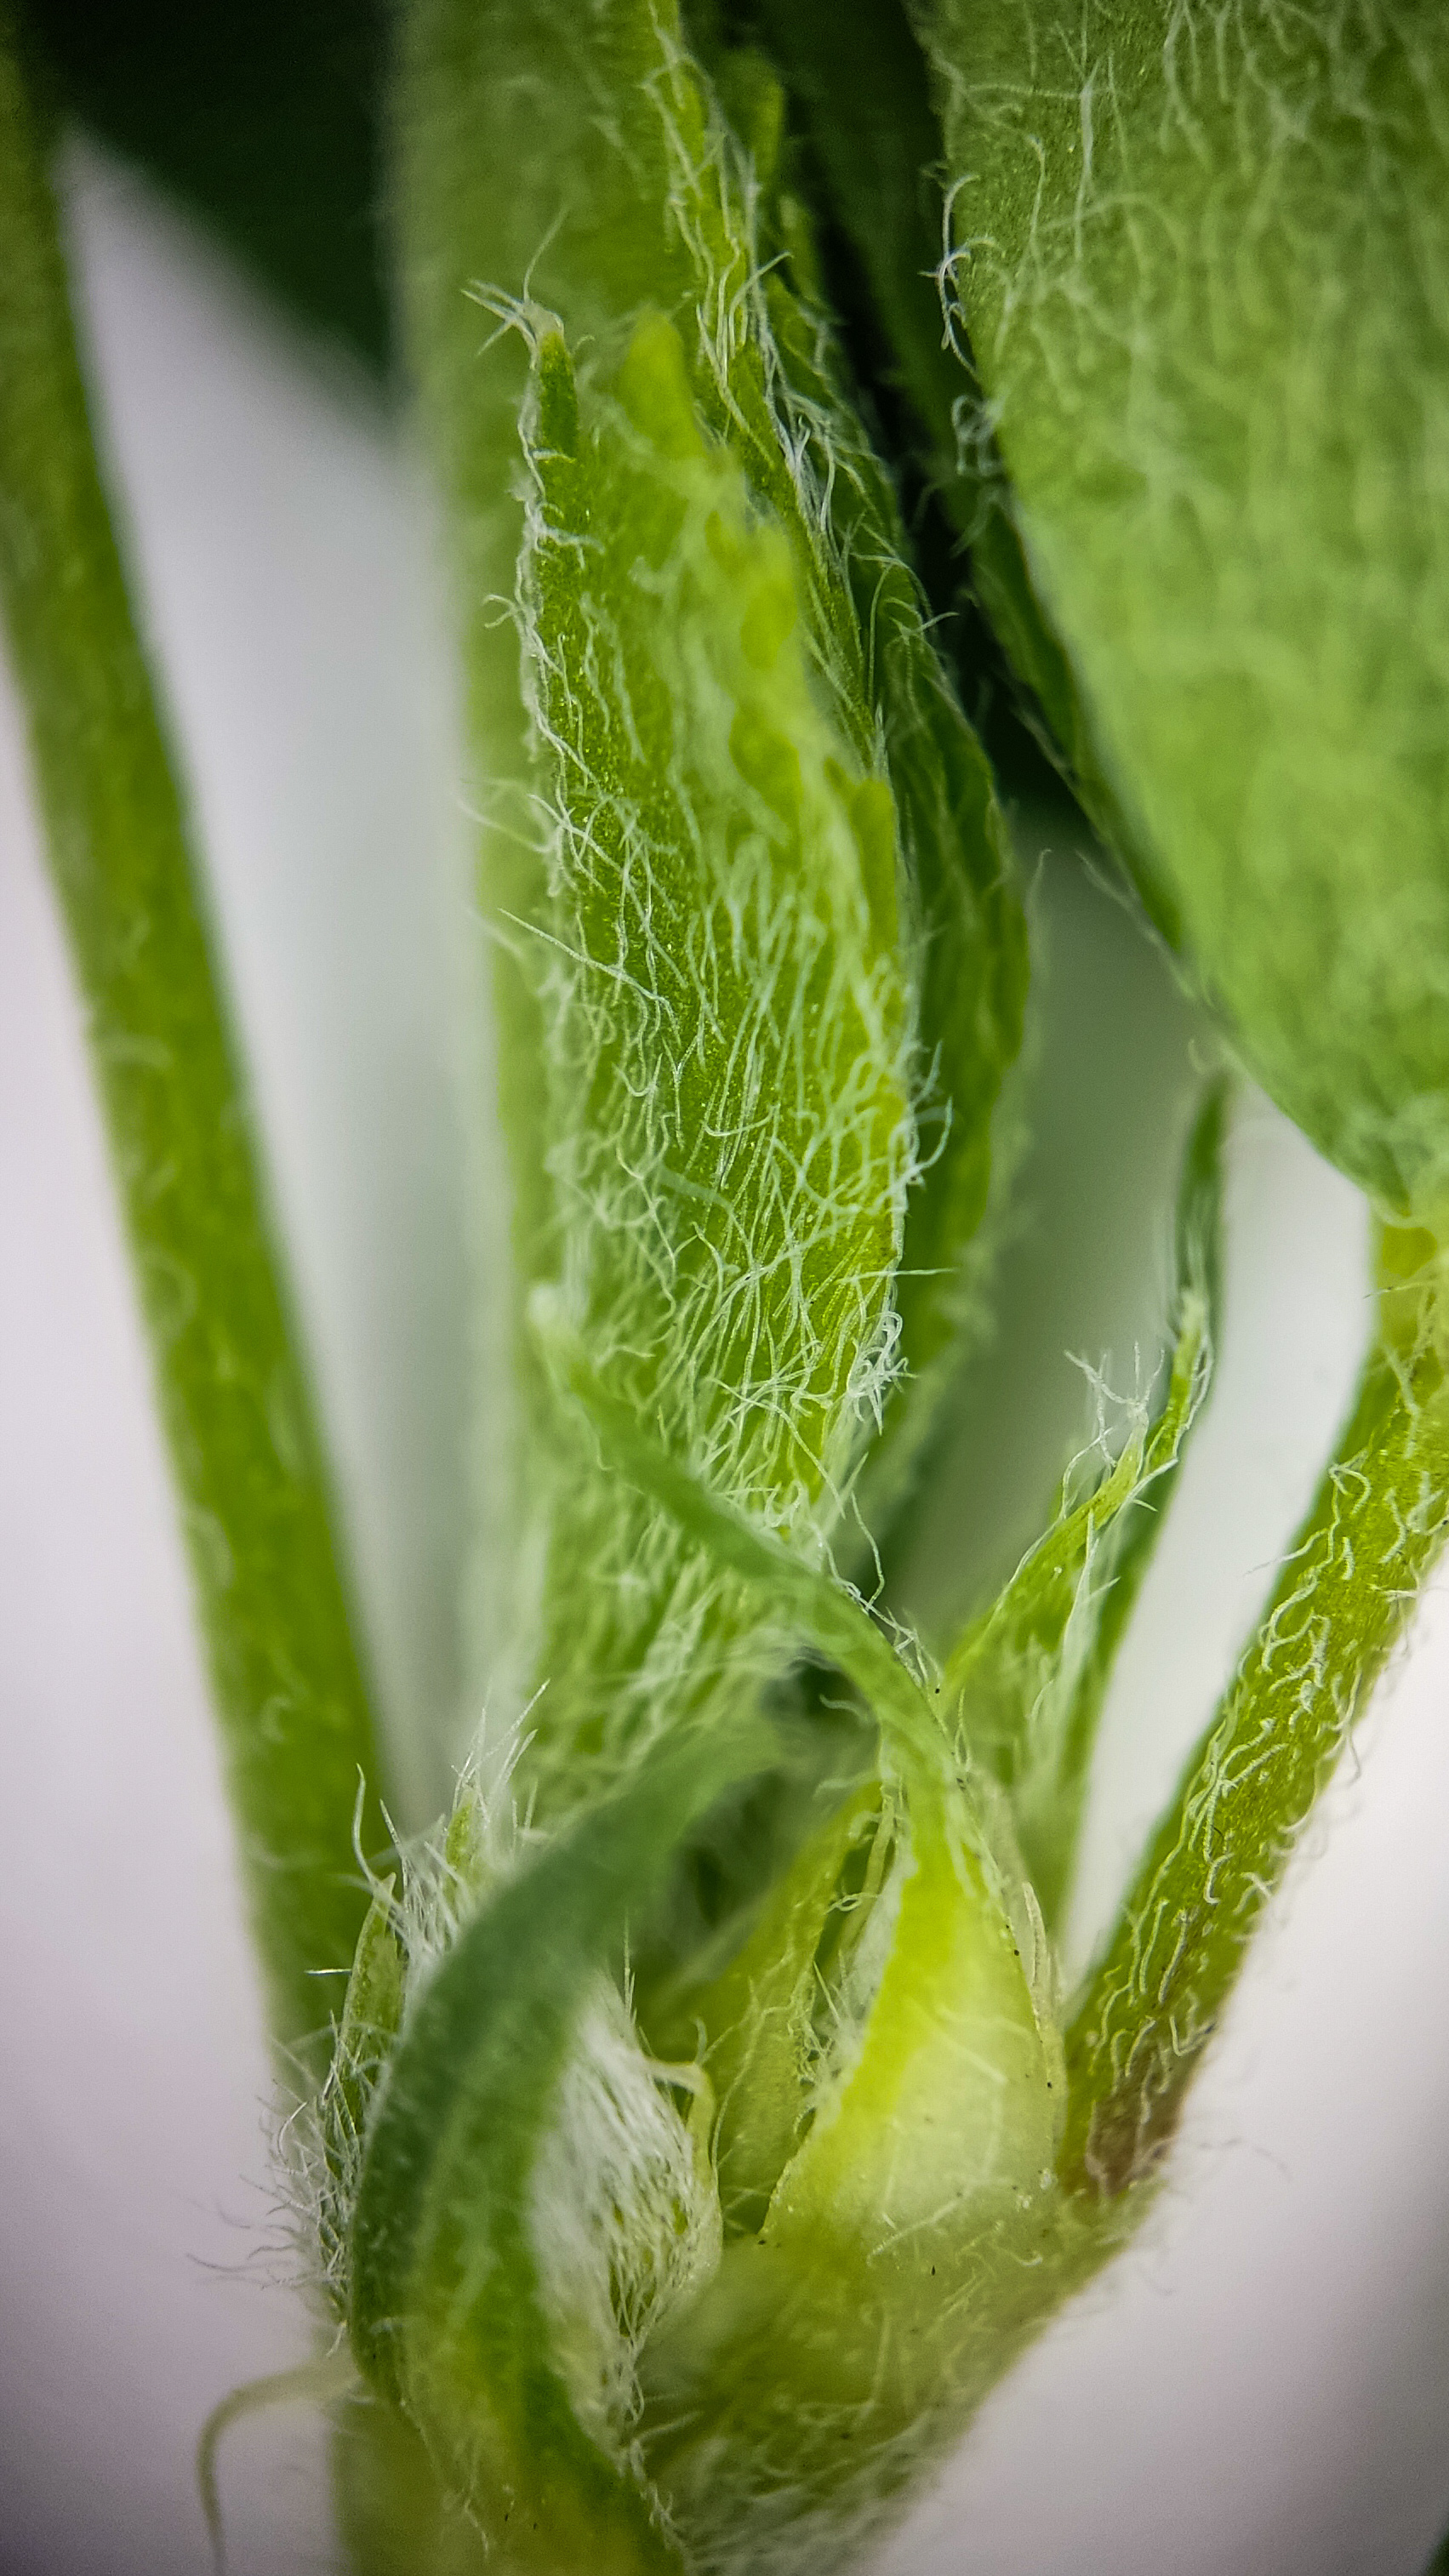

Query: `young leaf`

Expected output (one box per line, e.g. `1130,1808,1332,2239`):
556,1325,1066,2567
944,1080,1224,1924
710,65,1030,1520
346,1717,770,2570
396,0,1026,1762
635,1758,1063,2572
750,0,1123,855
740,0,961,478
511,305,914,1790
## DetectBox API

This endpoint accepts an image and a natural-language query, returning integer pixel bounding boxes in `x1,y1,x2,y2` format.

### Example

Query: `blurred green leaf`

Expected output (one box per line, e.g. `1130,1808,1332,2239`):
30,0,391,364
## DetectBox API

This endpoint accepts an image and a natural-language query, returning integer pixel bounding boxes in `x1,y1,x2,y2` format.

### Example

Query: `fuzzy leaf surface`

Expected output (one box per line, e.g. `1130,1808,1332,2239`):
922,0,1449,1222
346,1718,769,2570
397,0,1025,1753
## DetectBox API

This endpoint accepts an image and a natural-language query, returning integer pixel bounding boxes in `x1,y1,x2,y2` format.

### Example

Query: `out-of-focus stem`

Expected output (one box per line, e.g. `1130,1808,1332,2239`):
0,6,392,2054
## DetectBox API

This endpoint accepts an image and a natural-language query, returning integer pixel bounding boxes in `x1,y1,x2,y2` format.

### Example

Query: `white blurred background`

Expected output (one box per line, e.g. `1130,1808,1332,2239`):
2,142,1448,2576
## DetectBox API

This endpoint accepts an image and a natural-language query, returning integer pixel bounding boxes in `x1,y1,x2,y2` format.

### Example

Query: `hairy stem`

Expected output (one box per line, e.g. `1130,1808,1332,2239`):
1063,1237,1449,2194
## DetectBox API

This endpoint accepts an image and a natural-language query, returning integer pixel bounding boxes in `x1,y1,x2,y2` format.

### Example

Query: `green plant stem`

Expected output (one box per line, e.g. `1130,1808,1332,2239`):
1062,1279,1449,2194
0,7,392,2053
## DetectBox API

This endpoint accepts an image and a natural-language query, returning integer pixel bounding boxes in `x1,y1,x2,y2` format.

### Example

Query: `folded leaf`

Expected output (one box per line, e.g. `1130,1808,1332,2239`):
346,1718,768,2569
513,308,913,1786
397,0,1026,1762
